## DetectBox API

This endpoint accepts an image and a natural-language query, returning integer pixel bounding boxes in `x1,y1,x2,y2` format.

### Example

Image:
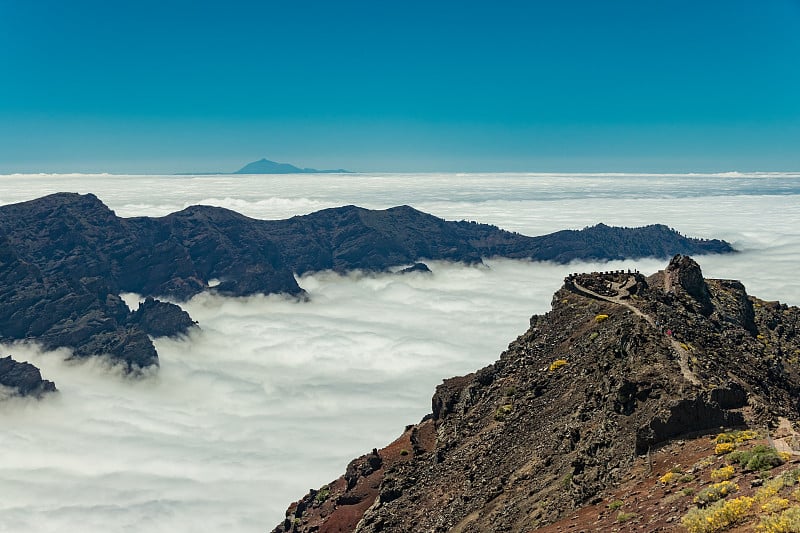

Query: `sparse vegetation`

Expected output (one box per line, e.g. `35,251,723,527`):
315,485,330,503
762,497,790,513
757,506,800,532
728,445,785,471
715,429,758,444
607,500,624,510
548,359,568,371
594,314,609,323
399,449,409,456
616,511,636,522
711,465,735,482
682,451,800,533
694,481,739,506
715,442,736,455
494,404,513,421
659,471,677,484
682,496,754,533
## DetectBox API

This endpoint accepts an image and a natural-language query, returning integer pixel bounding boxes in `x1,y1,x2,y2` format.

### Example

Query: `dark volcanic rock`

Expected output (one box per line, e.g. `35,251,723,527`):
0,193,733,370
0,356,57,398
127,297,197,338
273,257,800,533
398,262,431,274
665,254,713,315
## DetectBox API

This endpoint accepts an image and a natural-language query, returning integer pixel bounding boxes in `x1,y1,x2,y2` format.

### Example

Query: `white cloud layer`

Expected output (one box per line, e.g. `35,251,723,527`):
1,173,800,531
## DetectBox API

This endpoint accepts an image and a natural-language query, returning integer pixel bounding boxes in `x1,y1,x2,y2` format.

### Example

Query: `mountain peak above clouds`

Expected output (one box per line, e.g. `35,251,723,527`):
272,255,800,532
233,158,351,174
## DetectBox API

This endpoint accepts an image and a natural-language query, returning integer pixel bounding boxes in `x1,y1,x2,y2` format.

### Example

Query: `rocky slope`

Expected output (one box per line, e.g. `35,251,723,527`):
0,193,733,371
272,256,800,532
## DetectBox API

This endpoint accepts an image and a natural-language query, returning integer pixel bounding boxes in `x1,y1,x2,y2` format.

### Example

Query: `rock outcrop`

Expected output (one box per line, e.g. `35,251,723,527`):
127,297,198,338
272,256,800,533
0,193,733,370
397,262,431,274
0,356,57,398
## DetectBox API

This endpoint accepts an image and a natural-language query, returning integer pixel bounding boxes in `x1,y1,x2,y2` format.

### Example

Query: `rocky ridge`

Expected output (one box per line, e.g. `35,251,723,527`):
272,256,800,533
0,193,732,373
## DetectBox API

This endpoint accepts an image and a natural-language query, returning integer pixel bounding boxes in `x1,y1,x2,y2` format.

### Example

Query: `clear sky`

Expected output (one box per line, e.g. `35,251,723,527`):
1,0,799,173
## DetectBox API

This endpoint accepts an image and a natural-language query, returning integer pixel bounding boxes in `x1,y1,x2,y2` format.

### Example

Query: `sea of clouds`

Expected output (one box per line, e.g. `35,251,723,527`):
1,172,800,532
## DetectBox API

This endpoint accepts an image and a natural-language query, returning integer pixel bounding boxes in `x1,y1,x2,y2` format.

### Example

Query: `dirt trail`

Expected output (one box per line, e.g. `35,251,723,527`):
771,417,800,456
572,276,701,387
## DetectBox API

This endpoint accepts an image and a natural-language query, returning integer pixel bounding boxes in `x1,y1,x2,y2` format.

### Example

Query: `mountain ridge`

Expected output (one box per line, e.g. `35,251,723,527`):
271,255,800,532
0,192,732,376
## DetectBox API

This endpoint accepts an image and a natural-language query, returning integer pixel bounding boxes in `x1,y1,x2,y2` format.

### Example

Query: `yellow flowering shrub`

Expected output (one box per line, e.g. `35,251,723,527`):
682,496,754,533
762,498,791,514
659,471,678,484
755,477,787,504
756,505,800,533
594,314,609,322
694,481,739,506
715,429,758,444
715,442,736,455
711,465,735,482
548,359,568,371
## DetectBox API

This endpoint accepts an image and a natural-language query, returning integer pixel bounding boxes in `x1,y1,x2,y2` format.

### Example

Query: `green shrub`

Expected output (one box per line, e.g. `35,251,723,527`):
494,404,513,421
728,445,785,471
315,485,330,503
607,500,624,510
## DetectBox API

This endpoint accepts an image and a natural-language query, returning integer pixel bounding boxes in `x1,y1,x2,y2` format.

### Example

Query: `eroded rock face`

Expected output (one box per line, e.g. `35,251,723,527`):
273,258,800,533
665,254,713,315
0,356,57,399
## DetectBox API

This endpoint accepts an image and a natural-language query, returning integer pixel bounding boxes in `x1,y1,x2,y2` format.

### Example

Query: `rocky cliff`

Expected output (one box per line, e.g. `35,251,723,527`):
0,193,732,372
272,256,800,532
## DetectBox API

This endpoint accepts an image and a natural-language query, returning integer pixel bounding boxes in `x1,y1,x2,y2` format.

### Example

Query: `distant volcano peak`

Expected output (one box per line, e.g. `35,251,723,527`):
233,158,351,174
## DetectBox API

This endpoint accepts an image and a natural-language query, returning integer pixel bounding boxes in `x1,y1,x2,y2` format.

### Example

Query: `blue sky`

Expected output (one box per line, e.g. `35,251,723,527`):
1,0,799,173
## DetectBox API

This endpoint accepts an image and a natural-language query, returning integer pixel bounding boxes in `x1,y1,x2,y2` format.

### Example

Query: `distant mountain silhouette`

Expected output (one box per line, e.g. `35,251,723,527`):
234,158,350,174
